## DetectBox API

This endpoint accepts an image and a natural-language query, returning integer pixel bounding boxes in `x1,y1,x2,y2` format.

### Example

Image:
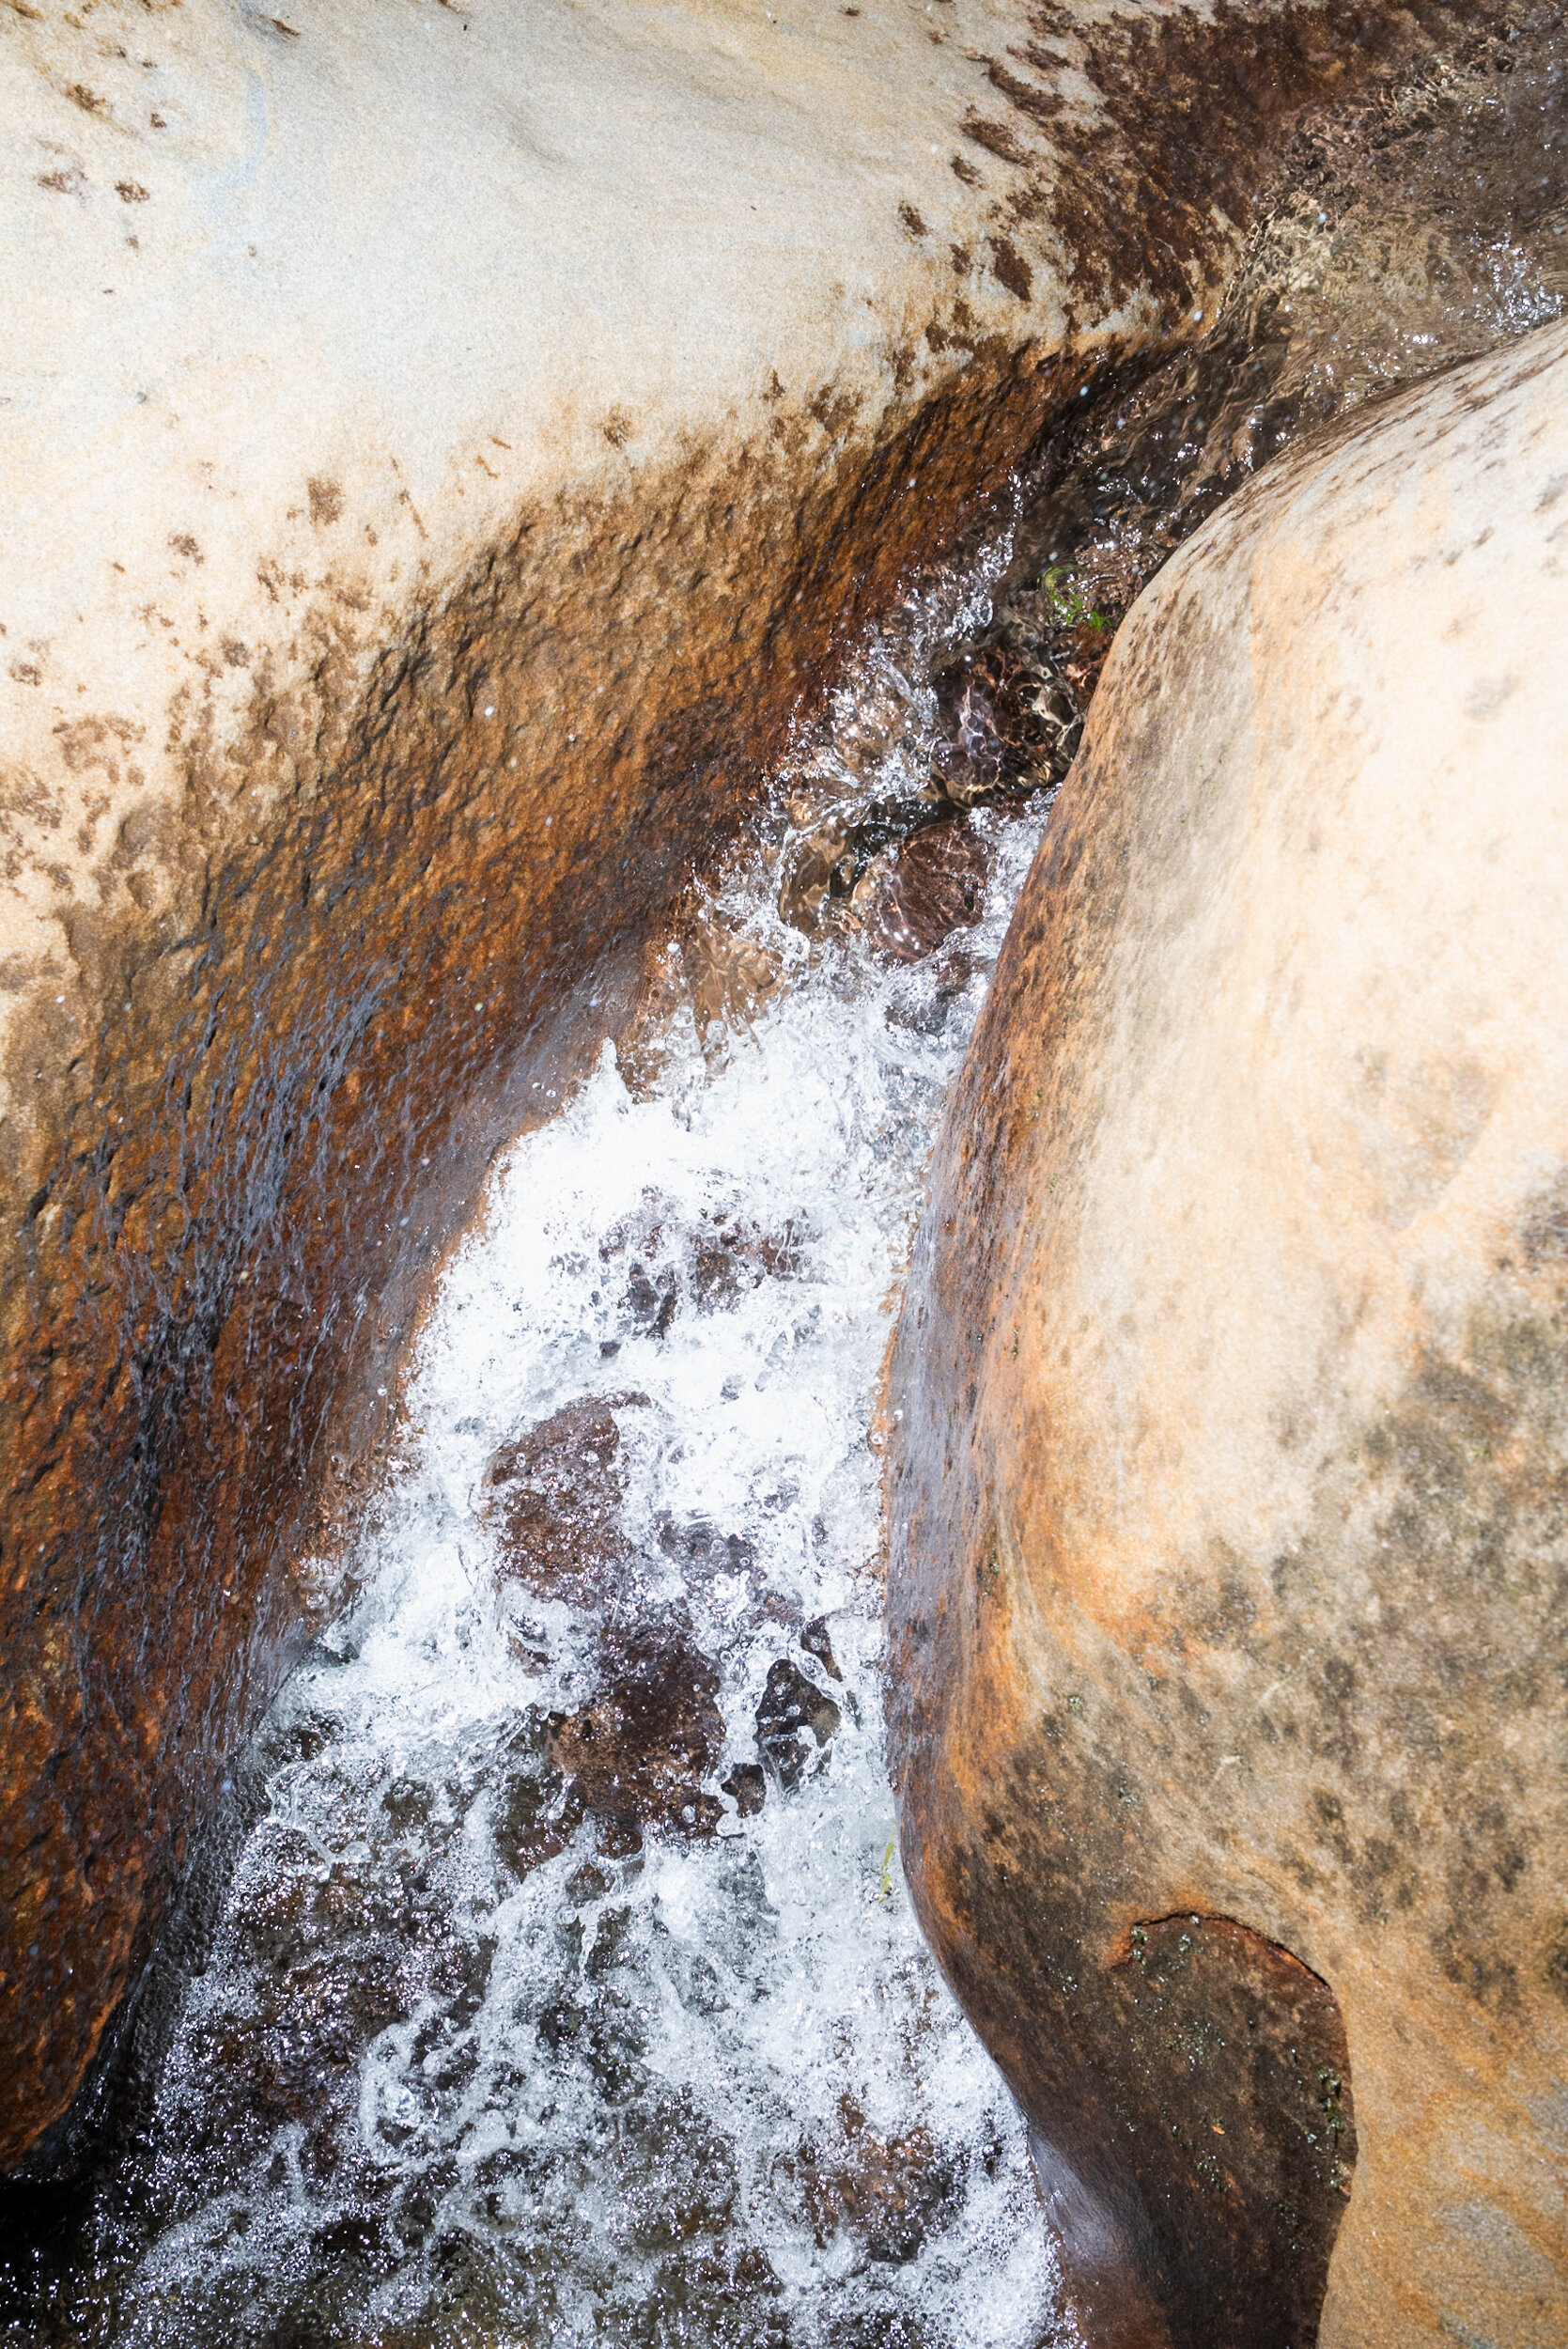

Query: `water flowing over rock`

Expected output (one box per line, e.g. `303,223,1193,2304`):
4,0,1483,2170
887,319,1568,2349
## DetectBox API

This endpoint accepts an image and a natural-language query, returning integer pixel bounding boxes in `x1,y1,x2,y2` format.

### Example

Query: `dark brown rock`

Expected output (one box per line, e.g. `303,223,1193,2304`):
800,1615,843,1683
721,1762,767,1818
930,646,1079,802
755,1659,842,1790
493,1711,579,1882
549,1617,725,1839
484,1394,644,1613
804,2109,963,2266
1027,1917,1354,2349
863,817,991,965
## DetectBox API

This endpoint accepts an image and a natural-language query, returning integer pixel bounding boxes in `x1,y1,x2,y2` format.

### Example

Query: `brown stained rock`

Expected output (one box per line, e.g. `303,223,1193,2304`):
550,1618,725,1840
887,324,1568,2348
485,1395,644,1614
862,816,992,965
0,0,1467,2172
930,646,1080,802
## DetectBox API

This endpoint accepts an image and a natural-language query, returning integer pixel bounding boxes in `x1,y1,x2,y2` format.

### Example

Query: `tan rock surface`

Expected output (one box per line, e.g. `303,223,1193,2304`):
0,0,1468,2176
889,317,1568,2347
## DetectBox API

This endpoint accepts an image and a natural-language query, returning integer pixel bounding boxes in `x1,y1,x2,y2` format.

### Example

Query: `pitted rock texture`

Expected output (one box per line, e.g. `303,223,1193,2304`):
887,319,1568,2349
0,0,1479,2174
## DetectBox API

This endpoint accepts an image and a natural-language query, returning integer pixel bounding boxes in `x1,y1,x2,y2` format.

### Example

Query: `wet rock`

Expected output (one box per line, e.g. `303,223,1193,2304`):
683,918,784,1035
985,5,1568,723
690,1216,804,1310
862,817,992,966
888,325,1568,2349
778,825,859,935
493,1712,576,1882
598,1207,684,1337
659,1516,758,1580
755,1660,842,1790
800,1615,843,1683
551,1616,725,1839
721,1763,767,1818
484,1393,644,1611
805,2111,963,2267
929,645,1080,802
0,0,1501,2178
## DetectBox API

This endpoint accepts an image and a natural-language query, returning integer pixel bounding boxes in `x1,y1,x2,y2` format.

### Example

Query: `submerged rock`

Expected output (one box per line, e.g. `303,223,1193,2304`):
485,1392,645,1613
929,646,1081,802
804,2112,965,2267
888,321,1568,2348
862,815,993,965
550,1615,725,1840
755,1659,842,1790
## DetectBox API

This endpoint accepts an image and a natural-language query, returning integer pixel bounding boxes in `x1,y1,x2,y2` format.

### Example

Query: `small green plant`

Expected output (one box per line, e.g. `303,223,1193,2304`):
878,1840,896,1903
1038,562,1108,631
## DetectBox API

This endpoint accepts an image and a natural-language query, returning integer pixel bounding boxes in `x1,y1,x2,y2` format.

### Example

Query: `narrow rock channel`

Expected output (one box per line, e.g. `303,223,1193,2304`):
4,4,1565,2341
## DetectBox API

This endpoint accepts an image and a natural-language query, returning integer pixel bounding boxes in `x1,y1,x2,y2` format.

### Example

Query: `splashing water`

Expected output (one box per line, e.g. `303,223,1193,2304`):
56,544,1075,2349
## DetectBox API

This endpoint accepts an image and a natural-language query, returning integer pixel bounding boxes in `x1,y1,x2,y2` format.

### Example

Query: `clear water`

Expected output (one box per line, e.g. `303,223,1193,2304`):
65,547,1072,2349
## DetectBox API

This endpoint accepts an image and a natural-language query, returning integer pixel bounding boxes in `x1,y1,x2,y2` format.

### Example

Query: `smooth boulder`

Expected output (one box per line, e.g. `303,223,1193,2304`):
888,318,1568,2349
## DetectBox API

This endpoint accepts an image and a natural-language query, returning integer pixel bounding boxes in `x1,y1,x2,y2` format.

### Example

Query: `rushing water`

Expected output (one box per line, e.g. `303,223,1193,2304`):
14,542,1074,2349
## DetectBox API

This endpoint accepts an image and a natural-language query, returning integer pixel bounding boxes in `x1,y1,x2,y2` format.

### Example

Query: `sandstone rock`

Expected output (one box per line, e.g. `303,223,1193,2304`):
0,0,1471,2170
888,319,1568,2348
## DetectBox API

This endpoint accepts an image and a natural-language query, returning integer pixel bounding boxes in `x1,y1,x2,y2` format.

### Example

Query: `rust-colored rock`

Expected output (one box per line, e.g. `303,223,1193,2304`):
0,0,1481,2173
888,321,1568,2347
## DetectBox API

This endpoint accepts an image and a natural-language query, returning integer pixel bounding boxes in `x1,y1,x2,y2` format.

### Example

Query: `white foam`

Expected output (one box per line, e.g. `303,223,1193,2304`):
112,544,1079,2348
